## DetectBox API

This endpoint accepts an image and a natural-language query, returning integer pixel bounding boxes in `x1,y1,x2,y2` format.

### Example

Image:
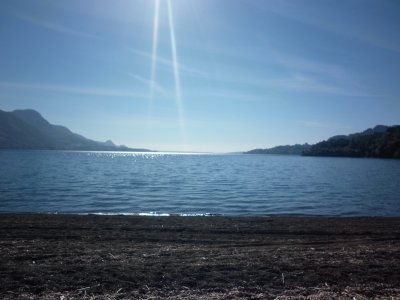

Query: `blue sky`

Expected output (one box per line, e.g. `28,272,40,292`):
1,0,399,152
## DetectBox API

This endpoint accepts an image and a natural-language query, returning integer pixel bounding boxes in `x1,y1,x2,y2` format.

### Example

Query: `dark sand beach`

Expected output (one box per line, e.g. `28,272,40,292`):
1,214,400,299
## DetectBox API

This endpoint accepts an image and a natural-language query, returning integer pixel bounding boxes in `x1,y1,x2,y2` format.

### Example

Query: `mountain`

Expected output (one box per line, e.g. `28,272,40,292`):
245,143,311,155
303,125,400,158
0,109,150,151
0,110,51,149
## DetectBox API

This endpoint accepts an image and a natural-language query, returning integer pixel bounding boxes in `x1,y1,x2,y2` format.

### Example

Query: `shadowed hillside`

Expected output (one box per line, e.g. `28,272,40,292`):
0,109,150,151
303,125,400,158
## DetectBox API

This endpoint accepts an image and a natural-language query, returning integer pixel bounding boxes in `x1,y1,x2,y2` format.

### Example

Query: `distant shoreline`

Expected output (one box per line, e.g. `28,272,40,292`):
1,214,399,299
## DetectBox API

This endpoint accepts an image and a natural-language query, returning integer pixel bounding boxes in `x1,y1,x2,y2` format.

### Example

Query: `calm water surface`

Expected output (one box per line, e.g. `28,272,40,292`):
1,151,399,216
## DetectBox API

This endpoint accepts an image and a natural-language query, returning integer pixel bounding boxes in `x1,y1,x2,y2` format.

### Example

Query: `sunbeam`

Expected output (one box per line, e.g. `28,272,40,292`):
148,0,160,124
167,0,186,147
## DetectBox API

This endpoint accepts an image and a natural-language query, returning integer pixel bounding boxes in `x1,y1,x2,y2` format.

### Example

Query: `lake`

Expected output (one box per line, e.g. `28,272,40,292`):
0,151,399,216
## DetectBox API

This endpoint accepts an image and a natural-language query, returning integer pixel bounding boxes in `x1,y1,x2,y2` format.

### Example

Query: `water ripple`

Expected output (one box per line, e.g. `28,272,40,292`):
0,151,400,216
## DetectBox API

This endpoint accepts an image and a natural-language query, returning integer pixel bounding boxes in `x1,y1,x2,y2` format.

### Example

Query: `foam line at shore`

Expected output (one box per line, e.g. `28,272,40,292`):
77,212,223,217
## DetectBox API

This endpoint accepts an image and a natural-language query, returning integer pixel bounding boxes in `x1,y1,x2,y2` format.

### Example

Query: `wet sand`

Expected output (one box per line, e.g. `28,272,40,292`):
1,214,400,299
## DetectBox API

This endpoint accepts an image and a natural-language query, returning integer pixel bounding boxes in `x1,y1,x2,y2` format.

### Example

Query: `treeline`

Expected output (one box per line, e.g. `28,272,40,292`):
245,144,311,155
303,126,400,158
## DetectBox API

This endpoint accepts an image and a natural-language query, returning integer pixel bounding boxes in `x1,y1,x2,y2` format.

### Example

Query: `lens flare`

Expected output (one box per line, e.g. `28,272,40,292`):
167,0,186,146
147,0,186,148
148,0,160,123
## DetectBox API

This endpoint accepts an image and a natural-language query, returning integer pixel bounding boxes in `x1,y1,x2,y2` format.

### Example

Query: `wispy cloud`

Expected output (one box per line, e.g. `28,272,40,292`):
190,73,379,98
251,49,381,98
129,45,380,99
15,13,96,38
246,0,400,54
185,42,369,94
272,53,349,81
184,89,264,103
0,81,146,98
353,31,400,54
265,75,381,98
127,73,167,96
128,48,207,77
190,43,350,81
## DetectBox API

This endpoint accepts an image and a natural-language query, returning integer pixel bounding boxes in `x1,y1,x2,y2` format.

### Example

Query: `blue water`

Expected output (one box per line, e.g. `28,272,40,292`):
0,151,399,216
